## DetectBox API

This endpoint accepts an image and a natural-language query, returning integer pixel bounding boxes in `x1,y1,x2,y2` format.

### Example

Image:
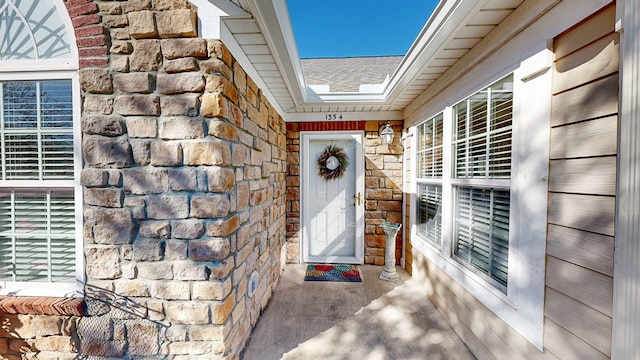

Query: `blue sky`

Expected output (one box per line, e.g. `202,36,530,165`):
286,0,439,58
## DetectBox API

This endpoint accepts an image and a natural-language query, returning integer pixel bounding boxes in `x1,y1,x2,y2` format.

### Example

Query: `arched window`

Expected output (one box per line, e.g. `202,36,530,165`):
0,0,81,297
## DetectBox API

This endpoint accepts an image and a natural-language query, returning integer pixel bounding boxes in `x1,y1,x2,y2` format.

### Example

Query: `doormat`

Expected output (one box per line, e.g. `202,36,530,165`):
304,264,362,282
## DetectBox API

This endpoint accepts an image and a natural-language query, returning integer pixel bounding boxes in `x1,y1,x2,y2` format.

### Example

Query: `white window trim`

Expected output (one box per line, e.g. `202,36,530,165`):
0,0,82,298
411,47,552,349
0,74,83,298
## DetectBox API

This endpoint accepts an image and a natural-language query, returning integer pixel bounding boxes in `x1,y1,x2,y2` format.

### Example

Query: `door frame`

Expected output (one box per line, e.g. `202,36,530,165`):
300,131,365,264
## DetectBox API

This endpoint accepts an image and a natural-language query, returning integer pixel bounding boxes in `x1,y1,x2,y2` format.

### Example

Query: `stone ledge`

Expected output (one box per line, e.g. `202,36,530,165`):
0,296,86,316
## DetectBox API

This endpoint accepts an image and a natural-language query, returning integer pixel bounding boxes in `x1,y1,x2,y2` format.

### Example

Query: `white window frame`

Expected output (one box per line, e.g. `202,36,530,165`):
410,48,552,349
0,0,82,297
415,113,444,248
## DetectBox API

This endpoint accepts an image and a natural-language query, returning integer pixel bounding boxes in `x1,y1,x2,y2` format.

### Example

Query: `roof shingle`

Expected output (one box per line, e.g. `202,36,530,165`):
300,56,403,93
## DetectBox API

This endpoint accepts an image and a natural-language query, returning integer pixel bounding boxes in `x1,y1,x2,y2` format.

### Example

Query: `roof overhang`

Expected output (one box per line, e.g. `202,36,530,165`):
194,0,529,121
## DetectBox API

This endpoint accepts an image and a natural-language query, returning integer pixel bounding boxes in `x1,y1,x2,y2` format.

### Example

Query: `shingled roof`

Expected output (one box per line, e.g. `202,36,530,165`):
300,56,404,93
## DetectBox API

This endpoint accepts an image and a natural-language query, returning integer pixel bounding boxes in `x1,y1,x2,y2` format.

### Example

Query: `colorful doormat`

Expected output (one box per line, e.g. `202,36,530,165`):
304,264,362,282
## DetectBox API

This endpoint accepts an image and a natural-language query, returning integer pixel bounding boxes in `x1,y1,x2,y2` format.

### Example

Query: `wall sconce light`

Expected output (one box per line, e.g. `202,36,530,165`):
380,121,395,145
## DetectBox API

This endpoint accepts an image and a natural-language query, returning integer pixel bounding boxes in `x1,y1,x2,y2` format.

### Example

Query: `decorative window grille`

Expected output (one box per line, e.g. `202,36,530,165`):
0,0,72,60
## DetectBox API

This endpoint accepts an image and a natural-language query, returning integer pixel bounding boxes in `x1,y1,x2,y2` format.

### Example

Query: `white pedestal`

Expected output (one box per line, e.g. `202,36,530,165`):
379,221,401,283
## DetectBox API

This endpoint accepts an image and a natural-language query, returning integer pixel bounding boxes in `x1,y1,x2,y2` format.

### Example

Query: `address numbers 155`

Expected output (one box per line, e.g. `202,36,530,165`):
325,113,343,121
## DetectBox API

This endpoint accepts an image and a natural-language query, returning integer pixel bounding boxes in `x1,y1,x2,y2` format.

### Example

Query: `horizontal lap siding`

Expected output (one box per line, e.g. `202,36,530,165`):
546,4,617,358
418,259,551,360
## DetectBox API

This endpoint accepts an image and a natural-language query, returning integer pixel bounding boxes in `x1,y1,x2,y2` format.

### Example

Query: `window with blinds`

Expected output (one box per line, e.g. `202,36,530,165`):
0,189,76,282
454,187,510,289
0,80,76,285
452,75,513,179
414,75,513,293
417,184,442,246
452,75,513,291
1,81,74,180
416,113,444,246
417,113,443,178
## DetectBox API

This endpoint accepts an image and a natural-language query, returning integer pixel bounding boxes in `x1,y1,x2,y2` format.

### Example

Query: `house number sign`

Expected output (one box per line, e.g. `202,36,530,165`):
325,113,343,121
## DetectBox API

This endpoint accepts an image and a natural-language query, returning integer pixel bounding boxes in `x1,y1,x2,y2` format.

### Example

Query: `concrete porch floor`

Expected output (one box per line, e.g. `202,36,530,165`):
241,264,475,360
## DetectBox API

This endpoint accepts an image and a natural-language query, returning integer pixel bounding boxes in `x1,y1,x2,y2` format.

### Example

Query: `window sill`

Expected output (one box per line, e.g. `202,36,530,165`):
0,296,85,316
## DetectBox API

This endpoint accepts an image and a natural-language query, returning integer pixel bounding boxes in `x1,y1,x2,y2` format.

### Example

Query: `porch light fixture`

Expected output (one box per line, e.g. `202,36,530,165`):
380,121,395,145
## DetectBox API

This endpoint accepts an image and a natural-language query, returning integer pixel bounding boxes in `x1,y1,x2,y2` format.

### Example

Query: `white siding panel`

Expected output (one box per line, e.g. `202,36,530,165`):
422,66,450,74
545,287,612,356
258,70,282,78
544,319,609,360
445,38,481,49
409,79,434,86
416,73,441,80
547,224,614,277
431,58,457,67
548,193,615,236
546,256,613,317
469,9,513,25
553,33,619,93
235,33,266,45
456,25,497,38
438,49,469,59
548,156,617,195
224,19,261,33
484,0,523,9
242,45,270,55
247,54,275,63
254,63,278,71
549,115,617,159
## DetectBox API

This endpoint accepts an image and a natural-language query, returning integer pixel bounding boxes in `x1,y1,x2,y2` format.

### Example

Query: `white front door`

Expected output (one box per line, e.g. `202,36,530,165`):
301,132,364,264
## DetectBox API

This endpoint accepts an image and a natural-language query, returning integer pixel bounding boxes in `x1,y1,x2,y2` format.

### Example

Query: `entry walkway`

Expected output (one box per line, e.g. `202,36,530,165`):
242,264,475,360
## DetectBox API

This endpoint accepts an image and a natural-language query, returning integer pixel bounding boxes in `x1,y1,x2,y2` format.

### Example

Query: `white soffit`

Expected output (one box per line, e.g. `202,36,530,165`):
212,0,524,121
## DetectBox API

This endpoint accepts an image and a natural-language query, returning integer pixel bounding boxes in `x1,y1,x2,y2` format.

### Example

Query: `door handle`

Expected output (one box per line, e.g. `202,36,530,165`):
354,192,361,206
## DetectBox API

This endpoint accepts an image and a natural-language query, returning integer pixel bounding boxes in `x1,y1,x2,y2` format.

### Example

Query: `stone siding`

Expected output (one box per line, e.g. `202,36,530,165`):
0,314,80,360
364,121,404,265
285,121,404,265
0,1,286,359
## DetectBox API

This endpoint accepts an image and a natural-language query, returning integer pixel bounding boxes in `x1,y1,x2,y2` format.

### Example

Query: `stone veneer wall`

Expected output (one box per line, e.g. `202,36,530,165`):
285,120,404,265
0,0,287,359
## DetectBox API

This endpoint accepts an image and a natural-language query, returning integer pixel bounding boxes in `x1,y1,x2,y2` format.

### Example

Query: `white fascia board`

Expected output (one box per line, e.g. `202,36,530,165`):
191,0,289,115
220,22,288,116
307,84,331,93
190,0,249,39
308,93,389,103
284,111,403,122
359,75,390,93
382,0,485,102
244,0,307,106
